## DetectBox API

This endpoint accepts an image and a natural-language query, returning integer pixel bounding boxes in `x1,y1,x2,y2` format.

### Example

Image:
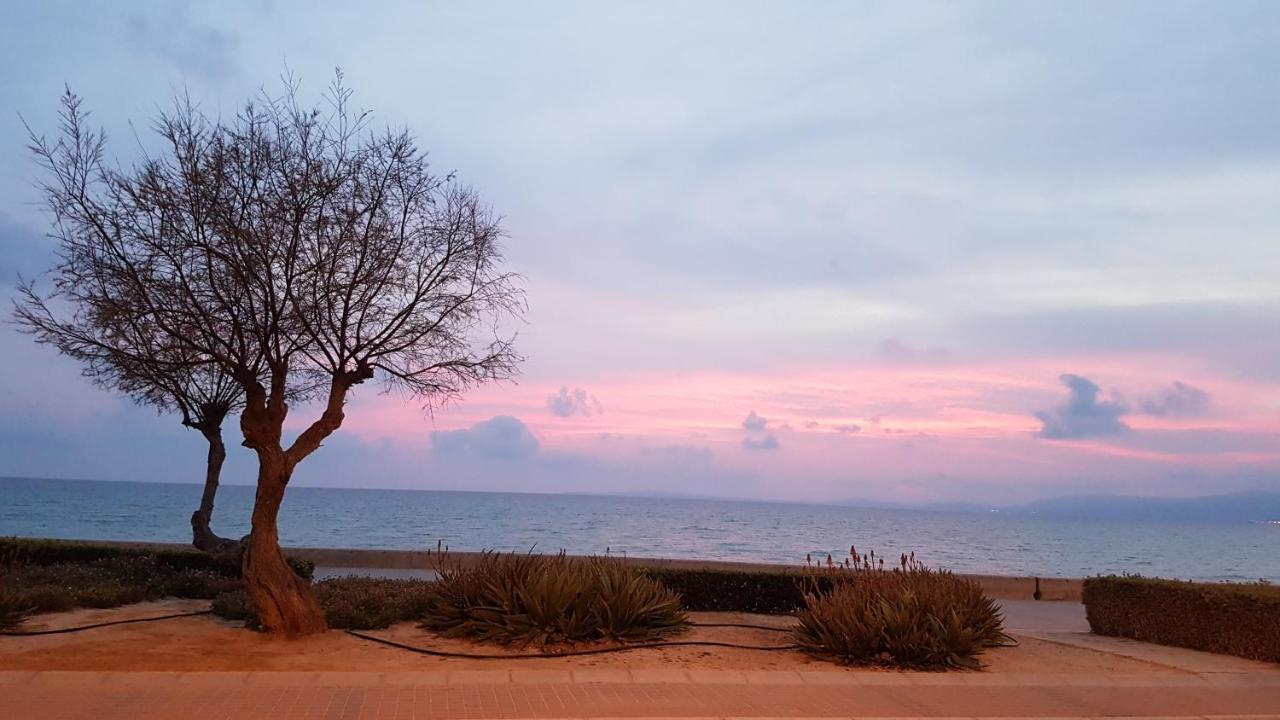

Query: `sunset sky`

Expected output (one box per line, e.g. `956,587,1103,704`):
1,1,1277,504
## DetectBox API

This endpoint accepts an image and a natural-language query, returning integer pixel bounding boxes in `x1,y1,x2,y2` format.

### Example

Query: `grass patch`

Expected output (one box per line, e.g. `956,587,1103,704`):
793,558,1008,670
420,552,689,647
1084,575,1280,663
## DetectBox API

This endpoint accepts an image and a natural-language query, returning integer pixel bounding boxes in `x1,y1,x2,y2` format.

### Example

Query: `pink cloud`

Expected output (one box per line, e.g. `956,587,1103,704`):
312,350,1279,500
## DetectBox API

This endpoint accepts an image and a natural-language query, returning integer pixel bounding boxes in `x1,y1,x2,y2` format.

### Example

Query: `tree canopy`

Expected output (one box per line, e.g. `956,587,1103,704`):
17,74,523,633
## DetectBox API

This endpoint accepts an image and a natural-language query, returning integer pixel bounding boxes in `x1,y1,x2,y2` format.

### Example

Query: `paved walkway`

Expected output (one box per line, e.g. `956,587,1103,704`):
996,598,1089,633
7,600,1279,718
5,668,1279,719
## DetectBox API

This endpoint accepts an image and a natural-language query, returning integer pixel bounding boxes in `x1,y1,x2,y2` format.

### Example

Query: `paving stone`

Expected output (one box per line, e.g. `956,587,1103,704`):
509,669,574,684
444,669,510,684
740,670,806,685
629,669,692,683
687,670,747,684
571,668,633,683
9,670,1280,718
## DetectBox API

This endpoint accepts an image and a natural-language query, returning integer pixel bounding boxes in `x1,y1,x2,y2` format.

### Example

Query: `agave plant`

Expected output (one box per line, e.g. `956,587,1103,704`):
794,552,1011,669
420,551,689,647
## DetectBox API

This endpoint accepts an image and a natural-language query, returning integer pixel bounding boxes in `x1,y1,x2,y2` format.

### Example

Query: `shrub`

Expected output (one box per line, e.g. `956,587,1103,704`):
641,567,830,613
210,589,257,627
0,557,30,631
211,577,439,630
317,577,438,630
420,552,689,646
0,593,28,631
291,558,317,581
1,554,243,614
793,561,1008,669
0,537,314,581
1,537,234,574
1084,576,1280,663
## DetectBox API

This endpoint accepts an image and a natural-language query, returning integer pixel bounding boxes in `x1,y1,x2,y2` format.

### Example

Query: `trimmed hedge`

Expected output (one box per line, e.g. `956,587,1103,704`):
641,567,836,613
0,537,315,581
1084,576,1280,663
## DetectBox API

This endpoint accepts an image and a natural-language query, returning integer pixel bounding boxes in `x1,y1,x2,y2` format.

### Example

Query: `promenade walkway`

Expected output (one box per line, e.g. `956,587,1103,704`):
5,666,1279,719
5,599,1277,718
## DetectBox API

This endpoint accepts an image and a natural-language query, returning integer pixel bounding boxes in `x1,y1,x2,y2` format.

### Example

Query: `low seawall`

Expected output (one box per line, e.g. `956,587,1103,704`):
68,538,1083,601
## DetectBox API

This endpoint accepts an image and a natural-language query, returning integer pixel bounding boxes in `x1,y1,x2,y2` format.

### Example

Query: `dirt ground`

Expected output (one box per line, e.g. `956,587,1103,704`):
0,599,1181,675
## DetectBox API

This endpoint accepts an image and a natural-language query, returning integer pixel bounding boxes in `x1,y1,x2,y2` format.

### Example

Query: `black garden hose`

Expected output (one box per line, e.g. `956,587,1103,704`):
2,611,1012,659
687,622,791,632
0,612,792,645
0,609,213,636
345,628,800,659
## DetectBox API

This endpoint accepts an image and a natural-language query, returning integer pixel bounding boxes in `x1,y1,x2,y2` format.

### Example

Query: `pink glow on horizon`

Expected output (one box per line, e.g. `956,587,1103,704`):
317,351,1280,486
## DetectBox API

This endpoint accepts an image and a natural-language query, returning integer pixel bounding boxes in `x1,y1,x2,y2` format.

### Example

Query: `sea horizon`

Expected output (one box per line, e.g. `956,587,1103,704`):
7,473,1276,516
3,476,1276,583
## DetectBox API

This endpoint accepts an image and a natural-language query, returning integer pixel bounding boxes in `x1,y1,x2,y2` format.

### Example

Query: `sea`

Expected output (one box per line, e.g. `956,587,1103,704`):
2,477,1277,582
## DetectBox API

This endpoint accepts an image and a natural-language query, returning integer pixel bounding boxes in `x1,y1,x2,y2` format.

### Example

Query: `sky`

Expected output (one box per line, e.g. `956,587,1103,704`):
1,1,1278,505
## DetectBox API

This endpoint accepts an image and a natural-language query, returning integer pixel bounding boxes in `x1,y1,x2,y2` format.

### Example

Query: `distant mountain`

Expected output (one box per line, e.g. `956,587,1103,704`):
1016,491,1280,523
834,497,1003,514
833,490,1280,523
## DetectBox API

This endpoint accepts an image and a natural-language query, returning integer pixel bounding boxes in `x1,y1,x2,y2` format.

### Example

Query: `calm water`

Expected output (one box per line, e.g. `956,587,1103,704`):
2,477,1276,581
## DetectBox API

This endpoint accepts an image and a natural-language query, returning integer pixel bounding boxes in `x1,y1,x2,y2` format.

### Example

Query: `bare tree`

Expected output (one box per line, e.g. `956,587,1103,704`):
15,293,244,551
18,76,523,635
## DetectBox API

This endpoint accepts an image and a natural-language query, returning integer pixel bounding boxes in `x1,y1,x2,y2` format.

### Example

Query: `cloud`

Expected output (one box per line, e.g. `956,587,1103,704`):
879,338,949,363
0,213,54,290
640,444,713,464
835,424,861,434
804,420,820,429
125,4,239,81
1140,381,1210,417
742,411,769,431
742,435,780,451
547,386,603,417
1034,374,1130,440
431,416,539,460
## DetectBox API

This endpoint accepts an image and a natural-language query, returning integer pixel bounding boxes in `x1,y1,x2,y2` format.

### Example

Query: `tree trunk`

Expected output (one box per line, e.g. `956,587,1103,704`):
241,452,327,636
190,425,236,552
238,374,358,637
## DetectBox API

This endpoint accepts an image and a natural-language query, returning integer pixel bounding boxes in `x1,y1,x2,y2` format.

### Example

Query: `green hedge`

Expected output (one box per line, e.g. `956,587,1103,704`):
0,537,315,581
641,567,836,613
1084,576,1280,663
